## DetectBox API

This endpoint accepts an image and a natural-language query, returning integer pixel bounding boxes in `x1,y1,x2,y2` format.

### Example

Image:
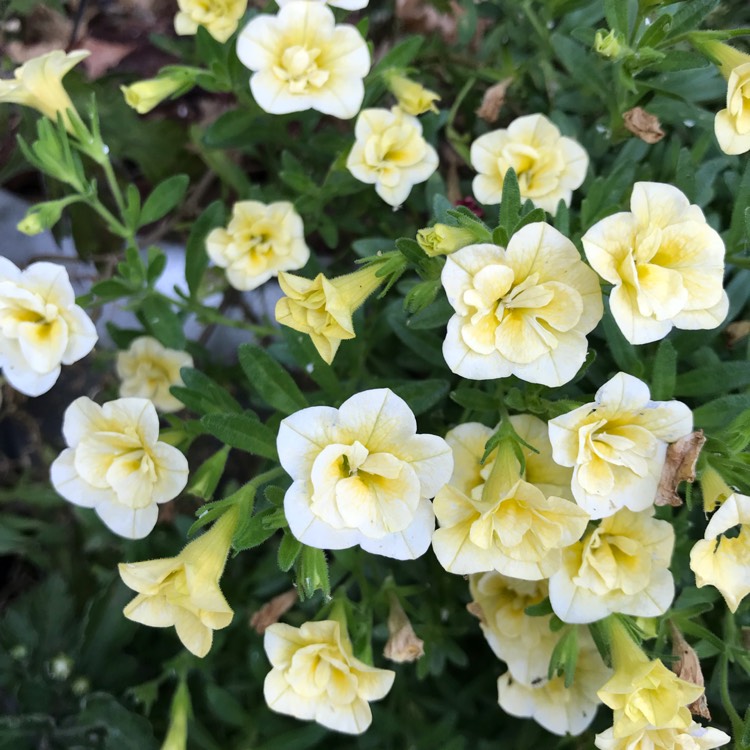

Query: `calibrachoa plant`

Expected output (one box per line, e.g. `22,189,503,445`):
2,1,750,748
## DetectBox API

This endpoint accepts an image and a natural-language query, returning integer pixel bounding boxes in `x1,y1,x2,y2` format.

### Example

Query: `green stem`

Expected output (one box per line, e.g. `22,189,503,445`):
102,156,127,218
84,196,130,238
250,465,286,489
719,653,744,743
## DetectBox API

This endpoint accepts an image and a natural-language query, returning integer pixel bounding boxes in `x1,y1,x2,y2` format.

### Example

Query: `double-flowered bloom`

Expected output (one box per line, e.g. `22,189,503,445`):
346,107,439,207
206,201,310,291
277,388,453,559
582,182,728,345
548,372,693,518
264,619,394,734
0,259,97,396
441,222,603,386
237,1,370,118
174,0,247,43
470,113,589,213
432,415,589,579
51,397,188,539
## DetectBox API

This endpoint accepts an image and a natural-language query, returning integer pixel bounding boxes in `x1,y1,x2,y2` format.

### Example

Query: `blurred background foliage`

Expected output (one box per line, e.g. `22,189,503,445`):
1,0,750,748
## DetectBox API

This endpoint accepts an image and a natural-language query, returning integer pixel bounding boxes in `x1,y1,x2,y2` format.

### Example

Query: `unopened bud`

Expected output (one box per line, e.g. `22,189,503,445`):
386,72,440,116
417,223,476,257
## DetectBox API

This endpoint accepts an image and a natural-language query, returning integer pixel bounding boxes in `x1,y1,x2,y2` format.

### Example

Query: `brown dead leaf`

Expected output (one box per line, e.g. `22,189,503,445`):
655,431,705,507
476,78,513,123
78,36,137,78
623,107,665,144
383,595,424,663
395,0,460,43
725,321,750,348
466,601,485,624
249,589,298,635
670,623,711,720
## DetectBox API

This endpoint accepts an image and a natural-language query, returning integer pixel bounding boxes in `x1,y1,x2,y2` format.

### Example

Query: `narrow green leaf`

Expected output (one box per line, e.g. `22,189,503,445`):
238,344,308,414
200,413,278,459
277,531,302,572
140,295,185,349
138,174,189,227
233,507,279,551
675,362,750,397
498,168,521,236
650,339,677,400
185,200,225,296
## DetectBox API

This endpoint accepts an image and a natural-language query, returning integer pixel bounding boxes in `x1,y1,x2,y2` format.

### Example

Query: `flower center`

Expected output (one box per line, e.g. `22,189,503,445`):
274,46,330,94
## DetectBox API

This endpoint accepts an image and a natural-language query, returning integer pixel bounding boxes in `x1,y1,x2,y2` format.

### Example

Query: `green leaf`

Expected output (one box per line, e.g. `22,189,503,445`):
91,278,134,301
727,160,750,254
604,0,632,36
601,309,643,377
200,413,278,459
498,168,521,236
666,0,720,38
277,531,302,572
232,507,280,551
524,598,553,617
388,379,450,416
173,367,243,415
146,246,167,285
295,547,330,599
187,446,230,499
675,362,750,397
450,385,498,413
693,395,750,431
650,339,677,400
238,344,308,415
138,174,189,227
185,200,225,296
139,295,185,349
638,13,672,48
548,628,579,688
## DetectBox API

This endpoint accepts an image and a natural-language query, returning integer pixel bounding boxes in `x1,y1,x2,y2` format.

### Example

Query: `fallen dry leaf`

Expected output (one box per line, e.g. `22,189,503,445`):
725,321,750,348
384,594,424,663
655,430,705,507
476,78,513,123
249,589,298,635
670,623,711,720
623,107,665,144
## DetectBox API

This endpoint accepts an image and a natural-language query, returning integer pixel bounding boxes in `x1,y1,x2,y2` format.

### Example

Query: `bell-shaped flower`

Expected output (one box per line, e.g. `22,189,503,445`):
0,50,89,131
206,200,310,291
549,508,675,623
50,397,188,538
116,336,193,413
277,388,452,560
582,182,728,344
264,619,394,734
237,1,370,118
119,507,238,657
275,264,383,364
346,107,439,207
598,621,705,738
690,491,750,612
549,372,693,518
497,633,610,737
0,258,97,396
174,0,247,42
470,113,588,213
595,722,731,750
441,223,603,386
432,433,588,578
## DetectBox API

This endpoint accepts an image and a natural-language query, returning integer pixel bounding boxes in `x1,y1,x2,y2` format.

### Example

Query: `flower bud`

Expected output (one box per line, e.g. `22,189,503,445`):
594,29,627,60
385,71,440,116
417,223,476,257
121,72,194,115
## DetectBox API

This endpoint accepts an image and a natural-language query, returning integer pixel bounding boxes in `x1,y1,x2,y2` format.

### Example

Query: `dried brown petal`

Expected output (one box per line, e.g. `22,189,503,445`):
384,595,424,663
466,601,485,624
655,431,705,507
670,623,711,720
476,78,513,123
623,107,665,144
249,589,297,635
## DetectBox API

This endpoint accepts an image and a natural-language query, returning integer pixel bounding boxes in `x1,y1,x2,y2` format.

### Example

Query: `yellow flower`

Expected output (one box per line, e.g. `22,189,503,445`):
582,181,728,344
385,72,440,116
0,258,97,396
598,622,704,738
347,106,439,207
0,50,89,131
549,508,675,623
497,633,611,736
174,0,247,43
416,224,476,257
548,372,693,518
206,201,310,291
470,113,588,213
119,507,238,657
50,397,188,539
441,223,603,385
275,264,383,364
264,619,394,734
236,1,370,118
698,41,750,155
595,722,731,750
116,336,193,413
277,388,453,559
121,74,190,115
469,572,553,684
690,491,750,612
432,430,588,578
